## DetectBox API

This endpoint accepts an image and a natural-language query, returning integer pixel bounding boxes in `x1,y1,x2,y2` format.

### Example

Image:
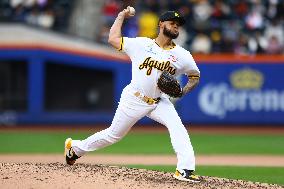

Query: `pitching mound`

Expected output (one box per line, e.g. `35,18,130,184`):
0,163,282,189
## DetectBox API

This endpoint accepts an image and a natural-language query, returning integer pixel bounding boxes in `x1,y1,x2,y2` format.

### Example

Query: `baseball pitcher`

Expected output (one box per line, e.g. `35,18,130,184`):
64,6,201,183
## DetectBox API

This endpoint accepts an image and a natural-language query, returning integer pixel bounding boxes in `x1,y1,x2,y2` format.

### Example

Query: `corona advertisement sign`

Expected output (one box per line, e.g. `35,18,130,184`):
181,63,284,124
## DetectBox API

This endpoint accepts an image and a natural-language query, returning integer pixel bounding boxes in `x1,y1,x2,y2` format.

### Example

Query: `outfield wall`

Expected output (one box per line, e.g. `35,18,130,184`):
181,58,284,124
0,25,284,125
1,47,283,125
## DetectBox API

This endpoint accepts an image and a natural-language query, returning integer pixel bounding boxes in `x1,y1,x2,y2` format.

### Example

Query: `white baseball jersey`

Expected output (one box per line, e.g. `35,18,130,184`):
71,36,199,173
120,37,200,98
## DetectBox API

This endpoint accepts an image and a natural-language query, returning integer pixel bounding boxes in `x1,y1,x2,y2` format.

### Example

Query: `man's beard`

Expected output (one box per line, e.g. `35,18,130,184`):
163,26,179,39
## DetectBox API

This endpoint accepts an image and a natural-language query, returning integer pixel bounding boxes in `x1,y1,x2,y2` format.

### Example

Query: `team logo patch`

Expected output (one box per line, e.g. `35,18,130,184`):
145,44,157,55
168,54,178,62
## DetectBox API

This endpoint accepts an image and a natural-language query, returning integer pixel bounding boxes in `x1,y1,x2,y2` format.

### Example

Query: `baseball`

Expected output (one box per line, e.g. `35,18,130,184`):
127,6,135,16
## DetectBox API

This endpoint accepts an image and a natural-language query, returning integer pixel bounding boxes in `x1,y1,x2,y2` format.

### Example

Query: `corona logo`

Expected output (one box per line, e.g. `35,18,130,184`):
230,68,264,89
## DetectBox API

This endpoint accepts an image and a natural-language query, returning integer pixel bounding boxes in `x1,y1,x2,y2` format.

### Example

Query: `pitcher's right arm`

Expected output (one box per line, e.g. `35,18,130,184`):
108,7,132,50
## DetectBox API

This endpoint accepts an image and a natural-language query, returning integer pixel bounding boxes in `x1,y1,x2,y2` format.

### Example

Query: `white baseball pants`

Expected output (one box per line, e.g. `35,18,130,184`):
72,84,195,171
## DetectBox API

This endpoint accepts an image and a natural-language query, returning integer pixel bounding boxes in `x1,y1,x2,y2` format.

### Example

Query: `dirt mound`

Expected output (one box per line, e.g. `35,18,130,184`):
0,163,282,189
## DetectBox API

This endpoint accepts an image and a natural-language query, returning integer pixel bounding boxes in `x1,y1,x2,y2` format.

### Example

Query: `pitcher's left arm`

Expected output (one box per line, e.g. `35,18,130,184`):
182,70,200,96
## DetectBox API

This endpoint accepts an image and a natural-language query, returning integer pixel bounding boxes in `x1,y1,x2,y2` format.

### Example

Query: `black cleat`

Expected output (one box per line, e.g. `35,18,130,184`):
64,138,79,165
173,169,202,183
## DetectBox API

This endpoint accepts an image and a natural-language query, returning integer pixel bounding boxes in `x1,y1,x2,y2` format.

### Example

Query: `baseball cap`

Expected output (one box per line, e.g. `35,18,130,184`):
159,11,186,26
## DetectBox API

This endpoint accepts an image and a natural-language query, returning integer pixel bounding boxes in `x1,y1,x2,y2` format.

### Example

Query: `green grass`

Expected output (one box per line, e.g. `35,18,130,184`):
0,131,284,154
126,165,284,185
1,130,283,185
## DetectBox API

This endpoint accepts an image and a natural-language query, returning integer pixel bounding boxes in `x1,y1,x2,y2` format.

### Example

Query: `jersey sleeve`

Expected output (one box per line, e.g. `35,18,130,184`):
119,37,139,57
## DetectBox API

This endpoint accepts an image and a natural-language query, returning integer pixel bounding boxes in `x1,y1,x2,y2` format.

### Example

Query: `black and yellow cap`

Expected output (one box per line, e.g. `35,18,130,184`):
159,11,186,26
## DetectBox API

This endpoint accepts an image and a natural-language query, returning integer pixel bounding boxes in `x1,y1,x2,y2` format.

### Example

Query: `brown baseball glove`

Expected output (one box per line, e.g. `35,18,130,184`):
157,71,183,98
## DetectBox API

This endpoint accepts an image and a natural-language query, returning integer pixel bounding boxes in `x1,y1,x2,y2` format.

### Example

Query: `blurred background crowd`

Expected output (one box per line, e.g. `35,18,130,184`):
0,0,74,31
0,0,283,55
